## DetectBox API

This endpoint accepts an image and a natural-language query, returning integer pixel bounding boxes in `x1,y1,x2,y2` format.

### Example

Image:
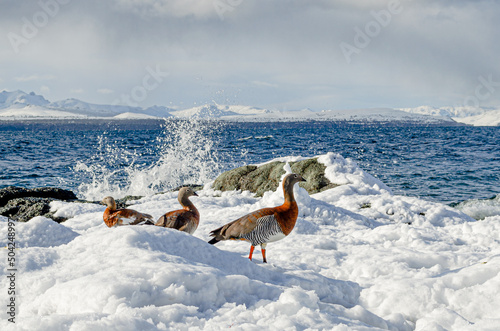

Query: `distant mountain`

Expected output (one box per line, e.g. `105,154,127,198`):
0,90,497,125
0,90,50,109
49,98,138,117
142,105,174,118
0,90,174,119
170,104,265,119
48,98,175,118
399,106,500,126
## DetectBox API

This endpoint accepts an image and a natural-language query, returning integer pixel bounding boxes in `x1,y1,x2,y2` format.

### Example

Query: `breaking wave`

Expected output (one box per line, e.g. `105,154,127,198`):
451,194,500,220
75,118,226,200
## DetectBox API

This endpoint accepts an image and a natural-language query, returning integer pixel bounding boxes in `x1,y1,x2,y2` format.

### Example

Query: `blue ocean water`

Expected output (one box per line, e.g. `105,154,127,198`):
0,119,498,207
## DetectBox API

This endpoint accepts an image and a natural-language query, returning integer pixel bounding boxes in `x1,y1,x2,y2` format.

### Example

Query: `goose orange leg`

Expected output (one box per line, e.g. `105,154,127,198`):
261,243,267,263
249,245,255,261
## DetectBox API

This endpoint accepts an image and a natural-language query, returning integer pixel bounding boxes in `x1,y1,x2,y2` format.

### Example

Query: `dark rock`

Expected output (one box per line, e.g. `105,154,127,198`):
119,196,146,209
171,184,204,193
212,157,339,196
0,186,77,206
1,197,53,222
212,165,258,192
289,158,337,193
243,162,286,197
0,186,77,222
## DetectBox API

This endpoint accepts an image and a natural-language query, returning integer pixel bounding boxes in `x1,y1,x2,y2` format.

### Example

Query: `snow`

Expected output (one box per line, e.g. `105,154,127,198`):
314,108,451,123
0,105,89,119
113,112,160,119
452,110,500,126
1,152,499,330
0,90,50,109
172,106,456,124
453,195,500,220
0,90,174,120
170,104,239,118
1,90,499,125
0,90,465,124
400,106,500,126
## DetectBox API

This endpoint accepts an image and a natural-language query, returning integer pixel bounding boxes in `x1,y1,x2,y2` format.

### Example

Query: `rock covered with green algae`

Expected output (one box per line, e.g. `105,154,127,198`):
212,157,338,196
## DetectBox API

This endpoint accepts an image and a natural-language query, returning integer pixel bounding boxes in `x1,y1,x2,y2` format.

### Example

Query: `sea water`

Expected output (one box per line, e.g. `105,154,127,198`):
0,119,498,209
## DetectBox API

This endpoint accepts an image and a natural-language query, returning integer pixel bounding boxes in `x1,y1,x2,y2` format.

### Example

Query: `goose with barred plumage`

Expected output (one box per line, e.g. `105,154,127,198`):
208,173,306,263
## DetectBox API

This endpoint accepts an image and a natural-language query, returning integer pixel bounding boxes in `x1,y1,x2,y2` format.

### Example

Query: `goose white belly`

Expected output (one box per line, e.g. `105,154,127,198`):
265,232,286,243
119,217,136,225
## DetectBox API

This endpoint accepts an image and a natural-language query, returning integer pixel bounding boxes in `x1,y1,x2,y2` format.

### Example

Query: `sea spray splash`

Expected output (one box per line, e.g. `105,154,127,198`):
451,194,500,220
75,118,226,200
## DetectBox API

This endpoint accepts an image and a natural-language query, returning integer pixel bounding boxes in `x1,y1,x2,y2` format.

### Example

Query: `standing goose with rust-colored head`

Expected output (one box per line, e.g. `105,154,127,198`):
155,187,200,235
208,173,306,263
101,196,154,227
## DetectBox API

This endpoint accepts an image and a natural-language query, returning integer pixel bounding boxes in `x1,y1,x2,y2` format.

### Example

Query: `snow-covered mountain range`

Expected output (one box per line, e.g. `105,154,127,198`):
0,90,174,119
1,90,498,125
399,105,500,126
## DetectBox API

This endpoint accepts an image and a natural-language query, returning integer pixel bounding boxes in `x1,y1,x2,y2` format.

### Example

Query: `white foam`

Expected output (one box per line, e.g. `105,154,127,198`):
453,195,500,220
75,118,225,200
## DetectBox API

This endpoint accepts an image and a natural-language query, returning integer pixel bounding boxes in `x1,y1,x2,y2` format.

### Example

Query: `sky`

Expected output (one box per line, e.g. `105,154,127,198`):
1,0,499,111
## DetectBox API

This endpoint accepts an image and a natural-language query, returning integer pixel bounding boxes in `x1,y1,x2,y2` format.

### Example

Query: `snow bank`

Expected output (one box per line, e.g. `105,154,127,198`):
0,216,78,248
1,153,499,330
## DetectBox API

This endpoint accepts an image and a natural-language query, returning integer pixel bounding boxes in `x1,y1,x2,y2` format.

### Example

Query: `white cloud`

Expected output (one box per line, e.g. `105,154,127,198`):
252,81,278,88
111,0,219,18
70,88,84,94
97,88,114,94
40,85,50,94
0,0,498,109
15,74,56,82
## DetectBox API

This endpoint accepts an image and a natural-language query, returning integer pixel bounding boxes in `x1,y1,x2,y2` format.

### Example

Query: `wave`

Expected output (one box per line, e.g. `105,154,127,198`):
237,135,273,141
74,118,226,201
451,194,500,220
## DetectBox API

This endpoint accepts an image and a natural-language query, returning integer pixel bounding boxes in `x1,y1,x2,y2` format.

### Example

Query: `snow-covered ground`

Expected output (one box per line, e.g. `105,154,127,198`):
1,153,499,330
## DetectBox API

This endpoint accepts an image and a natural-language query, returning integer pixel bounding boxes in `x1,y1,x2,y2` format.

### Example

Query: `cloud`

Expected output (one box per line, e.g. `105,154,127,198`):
40,85,50,95
0,0,498,109
252,81,279,88
15,74,56,82
97,88,114,94
111,0,225,19
70,88,84,94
